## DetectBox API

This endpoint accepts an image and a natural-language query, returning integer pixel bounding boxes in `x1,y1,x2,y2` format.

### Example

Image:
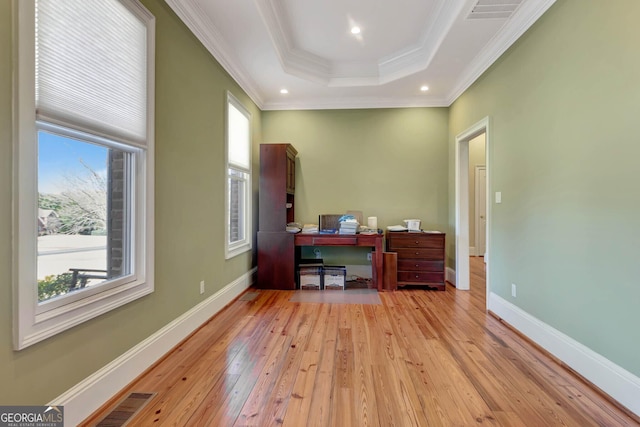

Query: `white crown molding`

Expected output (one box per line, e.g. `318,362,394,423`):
167,0,557,111
164,0,265,109
254,0,331,85
378,0,464,85
256,0,462,87
445,0,557,105
261,95,450,111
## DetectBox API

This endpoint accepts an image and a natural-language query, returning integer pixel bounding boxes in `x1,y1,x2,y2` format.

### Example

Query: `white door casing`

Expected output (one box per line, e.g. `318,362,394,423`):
455,116,490,308
475,165,486,258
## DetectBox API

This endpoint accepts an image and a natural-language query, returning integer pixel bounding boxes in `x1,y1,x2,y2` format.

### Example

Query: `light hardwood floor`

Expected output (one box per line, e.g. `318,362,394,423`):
83,257,639,426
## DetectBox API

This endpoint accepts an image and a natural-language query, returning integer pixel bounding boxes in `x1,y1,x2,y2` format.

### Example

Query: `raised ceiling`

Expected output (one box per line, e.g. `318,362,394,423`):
164,0,556,110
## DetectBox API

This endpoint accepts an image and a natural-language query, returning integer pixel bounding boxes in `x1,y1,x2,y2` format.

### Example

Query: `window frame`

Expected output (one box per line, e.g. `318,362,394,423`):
12,0,155,350
225,92,252,259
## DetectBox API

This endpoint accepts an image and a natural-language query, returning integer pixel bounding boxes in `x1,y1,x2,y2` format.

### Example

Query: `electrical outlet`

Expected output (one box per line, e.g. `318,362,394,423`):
511,283,516,298
367,252,372,261
200,280,205,295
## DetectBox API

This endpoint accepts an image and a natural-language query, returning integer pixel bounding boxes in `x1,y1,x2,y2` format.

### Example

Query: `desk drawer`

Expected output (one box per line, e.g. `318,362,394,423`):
387,234,444,250
398,259,443,272
312,236,357,246
395,248,443,260
398,271,444,283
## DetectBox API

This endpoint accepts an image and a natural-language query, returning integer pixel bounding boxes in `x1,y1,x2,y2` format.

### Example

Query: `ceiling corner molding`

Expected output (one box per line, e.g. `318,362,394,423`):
445,0,557,106
255,0,466,88
262,96,450,111
378,0,464,85
164,0,265,109
254,0,331,85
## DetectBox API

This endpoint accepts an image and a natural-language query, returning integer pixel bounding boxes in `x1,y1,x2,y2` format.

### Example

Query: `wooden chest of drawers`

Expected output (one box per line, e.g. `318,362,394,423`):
386,231,446,291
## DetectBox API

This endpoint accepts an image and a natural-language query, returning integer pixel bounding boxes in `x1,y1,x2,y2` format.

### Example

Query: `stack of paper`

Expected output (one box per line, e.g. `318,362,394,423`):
339,219,359,235
301,224,318,234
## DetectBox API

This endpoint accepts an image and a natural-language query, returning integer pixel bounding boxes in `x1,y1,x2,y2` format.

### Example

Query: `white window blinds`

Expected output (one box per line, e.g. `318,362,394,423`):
227,101,251,171
35,0,149,146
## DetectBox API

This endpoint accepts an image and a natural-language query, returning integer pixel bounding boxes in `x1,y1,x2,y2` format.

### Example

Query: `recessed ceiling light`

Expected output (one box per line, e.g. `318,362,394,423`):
280,89,289,94
351,26,361,35
420,85,429,92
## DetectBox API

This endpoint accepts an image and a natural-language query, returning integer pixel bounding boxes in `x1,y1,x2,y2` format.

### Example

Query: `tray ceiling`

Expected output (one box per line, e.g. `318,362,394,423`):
165,0,556,110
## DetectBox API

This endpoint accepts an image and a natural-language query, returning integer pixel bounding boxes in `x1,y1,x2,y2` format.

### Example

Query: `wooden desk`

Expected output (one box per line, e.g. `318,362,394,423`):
294,233,385,291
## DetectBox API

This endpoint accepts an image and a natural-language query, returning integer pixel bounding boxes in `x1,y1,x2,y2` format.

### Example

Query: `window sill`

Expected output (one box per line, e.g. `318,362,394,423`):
225,242,252,260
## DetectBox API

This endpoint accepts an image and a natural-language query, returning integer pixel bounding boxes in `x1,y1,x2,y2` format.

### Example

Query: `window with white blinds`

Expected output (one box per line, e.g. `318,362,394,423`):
35,0,150,146
225,92,252,258
227,102,251,171
13,0,155,350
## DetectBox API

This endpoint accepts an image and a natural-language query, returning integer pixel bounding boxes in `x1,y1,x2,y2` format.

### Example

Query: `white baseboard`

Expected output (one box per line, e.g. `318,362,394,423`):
446,267,456,286
470,246,476,256
51,268,255,427
488,292,640,417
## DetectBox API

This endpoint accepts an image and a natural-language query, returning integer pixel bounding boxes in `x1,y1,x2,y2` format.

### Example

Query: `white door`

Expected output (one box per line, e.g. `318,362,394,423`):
475,166,486,257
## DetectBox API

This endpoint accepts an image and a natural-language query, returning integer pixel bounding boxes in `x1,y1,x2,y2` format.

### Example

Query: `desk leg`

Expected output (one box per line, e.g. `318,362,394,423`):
375,239,384,291
294,246,302,288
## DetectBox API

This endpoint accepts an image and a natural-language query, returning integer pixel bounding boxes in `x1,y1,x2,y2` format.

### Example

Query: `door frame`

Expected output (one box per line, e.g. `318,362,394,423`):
475,165,486,258
455,117,490,307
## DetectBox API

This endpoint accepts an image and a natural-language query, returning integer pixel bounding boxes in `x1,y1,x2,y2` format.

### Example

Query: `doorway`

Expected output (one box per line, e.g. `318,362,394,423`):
475,165,486,258
455,117,490,308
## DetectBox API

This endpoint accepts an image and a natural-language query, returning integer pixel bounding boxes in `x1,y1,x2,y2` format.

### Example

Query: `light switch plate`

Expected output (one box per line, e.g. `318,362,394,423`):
495,192,502,203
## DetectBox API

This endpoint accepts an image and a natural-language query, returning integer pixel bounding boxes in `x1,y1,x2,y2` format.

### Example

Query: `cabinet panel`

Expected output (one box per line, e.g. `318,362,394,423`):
259,144,297,232
286,149,296,194
258,144,298,290
257,231,295,290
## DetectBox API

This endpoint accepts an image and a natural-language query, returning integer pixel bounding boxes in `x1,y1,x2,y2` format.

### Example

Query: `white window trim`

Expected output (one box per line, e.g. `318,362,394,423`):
225,92,252,259
12,0,155,350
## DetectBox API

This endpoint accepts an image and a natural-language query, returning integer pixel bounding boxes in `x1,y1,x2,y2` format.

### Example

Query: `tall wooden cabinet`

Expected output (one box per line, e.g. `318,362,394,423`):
257,144,297,289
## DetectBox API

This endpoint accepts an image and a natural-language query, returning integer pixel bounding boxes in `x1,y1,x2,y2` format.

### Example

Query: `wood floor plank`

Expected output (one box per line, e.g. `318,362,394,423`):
185,293,295,426
349,306,381,427
257,302,319,426
281,350,321,427
127,314,255,425
306,304,340,427
368,303,429,426
81,258,640,427
235,334,292,426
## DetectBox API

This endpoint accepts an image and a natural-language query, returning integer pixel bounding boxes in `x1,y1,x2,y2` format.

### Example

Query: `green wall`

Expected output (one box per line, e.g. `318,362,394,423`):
262,108,449,264
2,0,638,411
449,0,640,376
0,0,259,404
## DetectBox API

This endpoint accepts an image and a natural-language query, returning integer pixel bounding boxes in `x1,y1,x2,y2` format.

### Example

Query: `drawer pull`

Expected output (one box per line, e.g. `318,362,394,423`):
415,252,420,255
415,264,419,268
415,275,420,279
